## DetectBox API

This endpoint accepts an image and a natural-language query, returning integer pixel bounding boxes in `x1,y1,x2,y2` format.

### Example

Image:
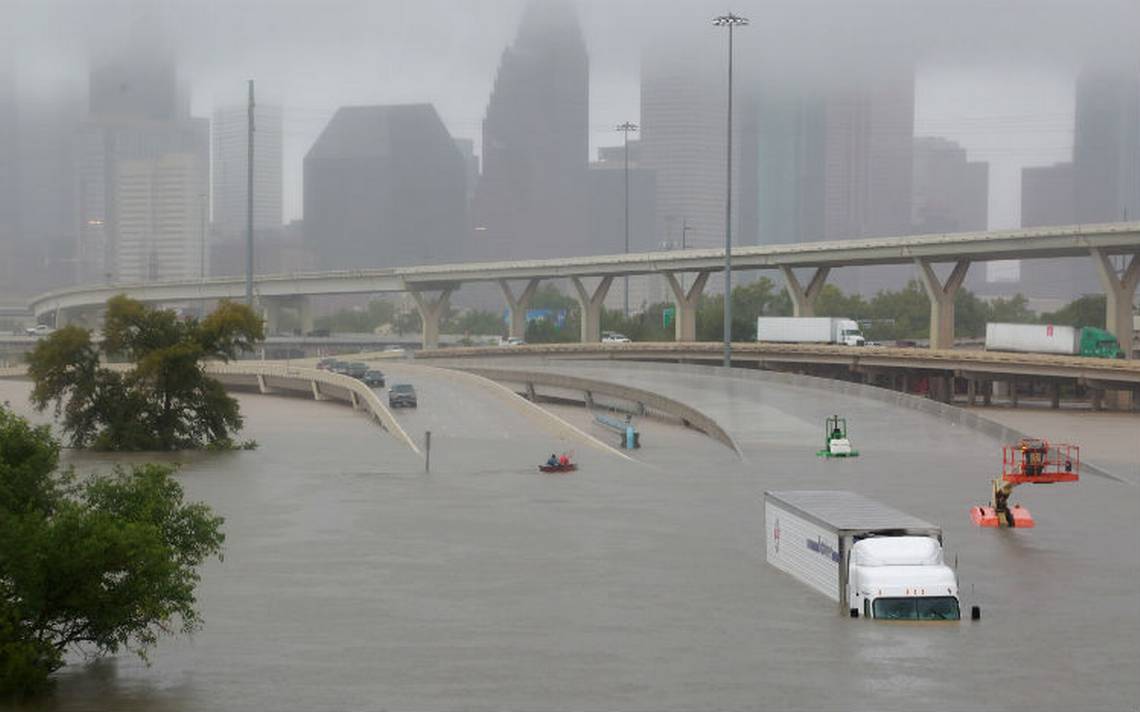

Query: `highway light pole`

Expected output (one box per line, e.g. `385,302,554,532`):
246,79,255,307
617,121,639,317
713,12,748,368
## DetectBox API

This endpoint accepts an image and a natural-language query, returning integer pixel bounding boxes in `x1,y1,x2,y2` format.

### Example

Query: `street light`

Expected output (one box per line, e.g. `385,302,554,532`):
616,121,639,317
713,11,748,368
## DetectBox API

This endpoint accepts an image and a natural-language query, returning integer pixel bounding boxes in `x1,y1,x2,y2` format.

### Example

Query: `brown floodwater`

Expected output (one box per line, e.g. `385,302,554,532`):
1,364,1136,711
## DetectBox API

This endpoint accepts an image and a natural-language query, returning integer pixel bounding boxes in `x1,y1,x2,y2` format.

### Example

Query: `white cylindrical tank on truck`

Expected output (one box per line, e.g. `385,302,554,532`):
756,317,865,346
765,490,967,620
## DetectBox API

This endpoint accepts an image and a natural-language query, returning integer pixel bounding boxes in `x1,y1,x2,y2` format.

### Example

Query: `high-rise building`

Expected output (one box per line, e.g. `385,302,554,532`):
823,76,915,243
212,103,283,242
640,42,737,254
303,104,467,270
1074,67,1140,225
752,86,826,246
587,142,657,311
0,57,19,297
76,41,208,284
472,0,589,260
115,153,205,283
911,136,988,234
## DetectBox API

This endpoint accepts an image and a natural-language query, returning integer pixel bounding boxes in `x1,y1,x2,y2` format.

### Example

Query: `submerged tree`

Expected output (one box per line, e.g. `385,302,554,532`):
0,406,225,697
27,296,264,451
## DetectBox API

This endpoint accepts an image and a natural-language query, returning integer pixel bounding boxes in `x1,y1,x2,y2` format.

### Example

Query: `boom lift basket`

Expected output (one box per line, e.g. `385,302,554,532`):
971,438,1080,528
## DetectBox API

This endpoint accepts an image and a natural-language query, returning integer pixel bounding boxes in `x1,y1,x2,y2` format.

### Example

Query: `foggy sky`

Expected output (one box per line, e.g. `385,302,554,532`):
4,0,1140,229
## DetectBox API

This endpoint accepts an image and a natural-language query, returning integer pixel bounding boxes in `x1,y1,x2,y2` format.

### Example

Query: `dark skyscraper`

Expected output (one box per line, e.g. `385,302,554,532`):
473,0,588,259
303,104,468,270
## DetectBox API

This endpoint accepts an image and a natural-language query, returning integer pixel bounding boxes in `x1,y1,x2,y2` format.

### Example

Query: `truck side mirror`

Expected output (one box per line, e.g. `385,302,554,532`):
971,605,981,621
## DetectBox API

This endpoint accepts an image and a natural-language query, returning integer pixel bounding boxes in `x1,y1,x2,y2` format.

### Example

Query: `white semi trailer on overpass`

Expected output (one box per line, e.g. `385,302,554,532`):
756,317,865,346
765,490,976,621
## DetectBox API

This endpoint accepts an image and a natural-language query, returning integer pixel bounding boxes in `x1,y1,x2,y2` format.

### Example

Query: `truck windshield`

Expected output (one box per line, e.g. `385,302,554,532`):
872,597,960,621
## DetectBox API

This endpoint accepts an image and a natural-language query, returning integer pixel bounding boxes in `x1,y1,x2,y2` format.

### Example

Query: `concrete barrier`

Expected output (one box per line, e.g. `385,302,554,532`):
445,365,742,457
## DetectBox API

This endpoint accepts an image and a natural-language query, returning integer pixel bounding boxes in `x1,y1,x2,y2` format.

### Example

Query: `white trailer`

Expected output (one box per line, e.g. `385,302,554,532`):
755,317,865,346
765,490,968,620
984,322,1077,355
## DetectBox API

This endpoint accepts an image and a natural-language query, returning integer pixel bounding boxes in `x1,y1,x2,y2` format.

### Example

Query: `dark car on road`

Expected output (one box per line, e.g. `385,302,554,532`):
343,362,368,378
388,384,417,408
362,370,385,387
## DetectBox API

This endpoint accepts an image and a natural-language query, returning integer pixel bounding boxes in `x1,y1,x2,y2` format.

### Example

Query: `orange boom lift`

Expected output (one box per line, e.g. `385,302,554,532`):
970,438,1079,528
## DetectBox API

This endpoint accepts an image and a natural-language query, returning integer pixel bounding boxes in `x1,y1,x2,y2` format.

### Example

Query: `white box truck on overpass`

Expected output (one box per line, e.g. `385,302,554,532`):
765,490,974,621
756,317,865,346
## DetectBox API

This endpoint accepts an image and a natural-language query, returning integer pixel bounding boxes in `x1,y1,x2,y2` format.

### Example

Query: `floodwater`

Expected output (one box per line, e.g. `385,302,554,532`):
1,361,1137,711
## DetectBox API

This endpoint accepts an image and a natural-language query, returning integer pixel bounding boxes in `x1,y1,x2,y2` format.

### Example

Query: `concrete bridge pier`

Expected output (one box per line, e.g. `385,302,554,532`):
664,271,710,342
915,258,970,351
260,296,314,336
780,266,831,317
410,287,454,349
499,279,541,340
571,276,613,342
1092,249,1138,359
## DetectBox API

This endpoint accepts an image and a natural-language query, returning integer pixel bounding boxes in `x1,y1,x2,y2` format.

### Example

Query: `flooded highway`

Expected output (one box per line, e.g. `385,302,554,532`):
2,362,1137,711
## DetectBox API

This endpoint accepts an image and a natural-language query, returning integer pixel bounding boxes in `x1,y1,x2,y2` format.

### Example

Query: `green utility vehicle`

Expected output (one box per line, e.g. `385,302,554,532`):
817,415,860,458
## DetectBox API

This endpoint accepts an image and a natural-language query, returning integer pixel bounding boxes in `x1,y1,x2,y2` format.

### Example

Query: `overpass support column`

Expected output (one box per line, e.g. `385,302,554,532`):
1091,249,1139,360
664,271,710,342
915,259,970,351
297,296,314,336
780,266,830,317
499,279,540,340
571,276,613,343
409,287,455,350
260,298,284,336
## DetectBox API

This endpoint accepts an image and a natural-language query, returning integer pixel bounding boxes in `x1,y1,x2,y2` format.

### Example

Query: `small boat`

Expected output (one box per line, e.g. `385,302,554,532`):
538,463,577,473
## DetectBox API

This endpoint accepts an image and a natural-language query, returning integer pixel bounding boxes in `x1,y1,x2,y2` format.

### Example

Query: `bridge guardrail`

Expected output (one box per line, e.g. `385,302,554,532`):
414,342,1140,385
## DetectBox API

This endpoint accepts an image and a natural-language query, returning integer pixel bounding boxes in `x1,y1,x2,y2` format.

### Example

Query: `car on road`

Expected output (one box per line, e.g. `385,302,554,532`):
327,360,350,374
601,332,631,343
503,337,526,346
361,369,385,387
388,383,417,408
343,362,369,379
25,324,54,337
316,357,337,370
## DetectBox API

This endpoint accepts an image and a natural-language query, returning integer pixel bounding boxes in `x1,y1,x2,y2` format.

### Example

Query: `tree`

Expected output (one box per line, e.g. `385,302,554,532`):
985,293,1035,324
1041,294,1106,329
27,296,264,451
0,406,225,698
445,309,506,336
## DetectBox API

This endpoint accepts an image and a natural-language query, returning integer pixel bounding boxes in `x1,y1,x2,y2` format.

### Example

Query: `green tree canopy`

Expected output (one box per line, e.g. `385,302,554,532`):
1040,294,1106,329
27,296,263,451
0,406,225,697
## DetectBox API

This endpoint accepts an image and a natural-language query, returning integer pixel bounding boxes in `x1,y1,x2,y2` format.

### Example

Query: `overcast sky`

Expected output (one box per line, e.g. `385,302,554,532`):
5,0,1139,229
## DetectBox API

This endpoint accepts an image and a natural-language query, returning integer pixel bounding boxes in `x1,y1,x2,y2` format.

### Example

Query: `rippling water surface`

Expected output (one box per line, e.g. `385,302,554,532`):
2,368,1136,712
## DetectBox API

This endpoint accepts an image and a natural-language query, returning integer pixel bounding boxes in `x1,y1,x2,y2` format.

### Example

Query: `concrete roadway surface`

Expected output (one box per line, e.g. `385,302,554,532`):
0,360,1136,711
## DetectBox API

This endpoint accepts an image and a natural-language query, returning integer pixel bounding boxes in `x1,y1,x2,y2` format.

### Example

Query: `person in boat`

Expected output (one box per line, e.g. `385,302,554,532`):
546,454,558,467
831,426,843,441
558,453,570,467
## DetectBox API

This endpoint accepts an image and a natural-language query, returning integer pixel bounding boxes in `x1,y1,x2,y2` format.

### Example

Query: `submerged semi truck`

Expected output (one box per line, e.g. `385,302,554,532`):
765,490,974,621
984,322,1123,359
756,317,865,346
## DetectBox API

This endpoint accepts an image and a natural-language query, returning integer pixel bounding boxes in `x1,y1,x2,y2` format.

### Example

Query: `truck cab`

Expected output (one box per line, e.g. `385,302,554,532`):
847,536,960,620
834,319,865,347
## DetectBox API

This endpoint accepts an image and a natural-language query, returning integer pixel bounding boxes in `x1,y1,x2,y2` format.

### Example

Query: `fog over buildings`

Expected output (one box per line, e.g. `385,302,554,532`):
1,0,1139,305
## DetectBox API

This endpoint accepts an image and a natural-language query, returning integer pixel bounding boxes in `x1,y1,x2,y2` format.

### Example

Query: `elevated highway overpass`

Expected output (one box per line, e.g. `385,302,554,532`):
25,222,1140,354
413,342,1140,411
